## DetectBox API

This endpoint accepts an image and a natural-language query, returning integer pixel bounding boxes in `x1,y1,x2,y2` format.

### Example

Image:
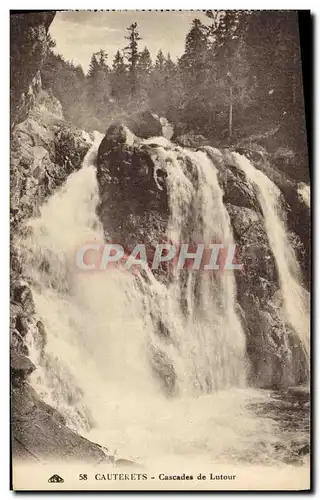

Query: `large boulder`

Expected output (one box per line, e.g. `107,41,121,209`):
124,110,163,139
97,123,169,250
122,110,174,140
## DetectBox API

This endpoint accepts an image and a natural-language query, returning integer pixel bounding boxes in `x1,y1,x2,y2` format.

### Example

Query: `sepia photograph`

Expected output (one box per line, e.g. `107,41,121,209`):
10,9,311,491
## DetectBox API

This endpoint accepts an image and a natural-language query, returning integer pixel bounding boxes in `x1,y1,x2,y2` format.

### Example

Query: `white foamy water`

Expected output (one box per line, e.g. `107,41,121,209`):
17,137,308,467
297,181,310,208
147,145,247,393
233,153,310,361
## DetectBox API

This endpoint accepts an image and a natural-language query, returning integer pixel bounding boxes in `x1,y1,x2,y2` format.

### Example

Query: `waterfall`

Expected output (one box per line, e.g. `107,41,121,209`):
20,134,157,432
17,135,307,465
232,153,310,361
147,141,247,392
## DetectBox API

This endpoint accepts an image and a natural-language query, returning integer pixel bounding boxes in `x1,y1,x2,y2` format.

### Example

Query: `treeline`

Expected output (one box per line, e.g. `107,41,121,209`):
42,11,305,146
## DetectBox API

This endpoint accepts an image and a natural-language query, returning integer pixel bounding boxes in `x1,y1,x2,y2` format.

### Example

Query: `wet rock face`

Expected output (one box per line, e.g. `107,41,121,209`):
227,205,278,301
10,12,56,128
211,149,260,212
11,90,92,231
97,123,169,250
226,203,307,388
10,280,45,387
12,383,108,463
235,145,311,290
150,346,176,395
285,190,310,291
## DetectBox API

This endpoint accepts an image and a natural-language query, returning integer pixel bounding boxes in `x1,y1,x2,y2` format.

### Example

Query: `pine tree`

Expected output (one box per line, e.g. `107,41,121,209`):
112,50,126,74
136,46,152,104
177,19,210,133
155,49,165,73
164,53,176,76
138,47,152,75
86,49,111,122
206,10,246,53
97,49,108,69
124,22,142,96
88,53,100,79
180,19,208,75
206,11,254,138
111,50,128,101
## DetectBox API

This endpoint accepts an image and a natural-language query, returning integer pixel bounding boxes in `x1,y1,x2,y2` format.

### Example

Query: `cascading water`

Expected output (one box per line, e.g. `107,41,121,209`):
145,141,247,392
17,135,308,467
232,153,310,363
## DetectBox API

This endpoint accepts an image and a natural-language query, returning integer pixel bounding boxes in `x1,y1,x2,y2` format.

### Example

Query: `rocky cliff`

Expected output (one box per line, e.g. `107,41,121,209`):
10,15,110,460
10,11,55,128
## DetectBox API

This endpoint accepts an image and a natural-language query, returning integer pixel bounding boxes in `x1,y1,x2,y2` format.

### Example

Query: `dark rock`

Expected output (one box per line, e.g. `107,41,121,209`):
150,346,176,395
53,122,92,173
211,149,260,211
98,123,130,157
15,314,30,337
97,123,169,251
11,352,35,373
233,145,310,290
285,190,310,291
12,285,35,316
225,204,307,388
227,205,278,299
157,318,171,339
36,320,47,353
246,305,306,389
297,444,310,456
125,110,163,139
11,352,36,386
10,303,21,329
11,384,107,463
11,330,29,357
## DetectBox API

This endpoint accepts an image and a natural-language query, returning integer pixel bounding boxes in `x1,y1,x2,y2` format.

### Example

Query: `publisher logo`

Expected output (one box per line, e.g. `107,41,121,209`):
48,474,64,483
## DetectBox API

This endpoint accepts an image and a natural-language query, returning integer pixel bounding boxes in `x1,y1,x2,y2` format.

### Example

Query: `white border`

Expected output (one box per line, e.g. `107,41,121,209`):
2,2,318,498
